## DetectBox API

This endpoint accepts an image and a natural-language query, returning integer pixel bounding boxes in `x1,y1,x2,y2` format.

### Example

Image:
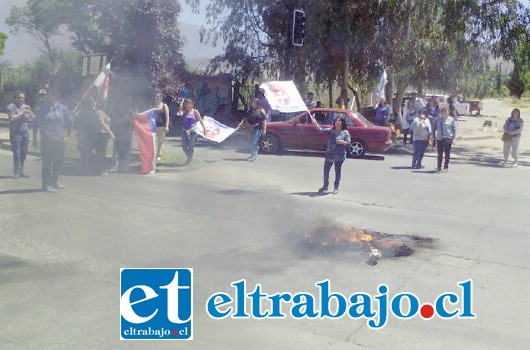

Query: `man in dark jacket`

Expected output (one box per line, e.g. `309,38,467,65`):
36,89,73,192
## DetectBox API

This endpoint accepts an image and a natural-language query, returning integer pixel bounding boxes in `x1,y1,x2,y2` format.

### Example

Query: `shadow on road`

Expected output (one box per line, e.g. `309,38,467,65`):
222,158,250,162
411,169,438,174
390,166,412,170
291,191,332,198
0,188,43,195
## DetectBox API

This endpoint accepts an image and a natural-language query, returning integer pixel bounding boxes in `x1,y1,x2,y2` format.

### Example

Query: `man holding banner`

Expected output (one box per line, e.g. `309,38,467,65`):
237,98,268,162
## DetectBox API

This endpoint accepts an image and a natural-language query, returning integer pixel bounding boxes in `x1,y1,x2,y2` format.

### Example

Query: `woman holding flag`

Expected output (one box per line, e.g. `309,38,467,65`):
178,98,206,166
310,115,351,194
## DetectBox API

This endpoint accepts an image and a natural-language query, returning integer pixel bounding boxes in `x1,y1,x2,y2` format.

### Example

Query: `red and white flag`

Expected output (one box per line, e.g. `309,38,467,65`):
93,63,111,101
133,108,157,174
259,81,307,113
194,116,237,143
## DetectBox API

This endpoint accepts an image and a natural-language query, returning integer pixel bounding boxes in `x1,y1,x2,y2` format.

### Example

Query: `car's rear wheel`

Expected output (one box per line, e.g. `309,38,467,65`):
348,139,366,157
260,134,281,154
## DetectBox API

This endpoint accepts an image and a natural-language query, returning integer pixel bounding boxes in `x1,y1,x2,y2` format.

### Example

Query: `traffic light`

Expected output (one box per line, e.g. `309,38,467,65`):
292,9,306,46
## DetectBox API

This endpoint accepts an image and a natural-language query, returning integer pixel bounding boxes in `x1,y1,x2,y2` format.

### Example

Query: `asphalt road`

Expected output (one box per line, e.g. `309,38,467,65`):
1,135,530,349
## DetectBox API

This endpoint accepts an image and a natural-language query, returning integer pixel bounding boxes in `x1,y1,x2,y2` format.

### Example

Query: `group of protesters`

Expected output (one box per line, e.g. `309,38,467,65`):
6,85,208,192
6,84,524,194
373,91,524,171
7,88,73,192
373,92,458,172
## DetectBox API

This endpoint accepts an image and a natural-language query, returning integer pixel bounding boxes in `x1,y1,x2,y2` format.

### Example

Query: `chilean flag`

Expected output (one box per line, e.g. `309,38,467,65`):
133,108,157,174
93,63,111,101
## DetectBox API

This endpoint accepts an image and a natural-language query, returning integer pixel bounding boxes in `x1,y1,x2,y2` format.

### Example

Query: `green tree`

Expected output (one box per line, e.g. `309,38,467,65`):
0,32,7,55
6,0,66,78
203,0,530,111
57,0,186,98
122,0,186,96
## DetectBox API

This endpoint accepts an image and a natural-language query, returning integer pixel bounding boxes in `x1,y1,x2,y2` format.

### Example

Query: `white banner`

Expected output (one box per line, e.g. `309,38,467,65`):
376,69,387,99
194,116,237,143
259,81,307,113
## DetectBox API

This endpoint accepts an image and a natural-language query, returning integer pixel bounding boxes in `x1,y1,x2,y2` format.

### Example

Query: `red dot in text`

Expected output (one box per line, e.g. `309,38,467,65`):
420,304,435,319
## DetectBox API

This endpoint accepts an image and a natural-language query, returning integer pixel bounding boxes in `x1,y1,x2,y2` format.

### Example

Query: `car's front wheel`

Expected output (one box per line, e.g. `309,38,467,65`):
348,139,366,157
260,134,281,154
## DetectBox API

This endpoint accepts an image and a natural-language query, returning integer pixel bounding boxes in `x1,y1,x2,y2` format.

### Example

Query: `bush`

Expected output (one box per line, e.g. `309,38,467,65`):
500,85,510,98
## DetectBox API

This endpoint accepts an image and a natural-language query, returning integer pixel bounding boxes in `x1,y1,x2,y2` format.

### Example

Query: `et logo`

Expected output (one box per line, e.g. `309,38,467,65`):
120,268,192,340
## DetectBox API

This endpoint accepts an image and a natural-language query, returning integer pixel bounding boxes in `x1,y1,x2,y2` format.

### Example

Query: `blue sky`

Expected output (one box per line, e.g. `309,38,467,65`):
180,1,209,26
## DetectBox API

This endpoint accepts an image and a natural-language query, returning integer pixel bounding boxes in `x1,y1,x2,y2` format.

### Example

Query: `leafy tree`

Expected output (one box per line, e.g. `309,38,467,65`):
461,0,530,98
6,0,66,78
0,51,82,109
121,0,186,96
0,32,7,55
203,0,530,112
57,0,186,99
202,0,381,106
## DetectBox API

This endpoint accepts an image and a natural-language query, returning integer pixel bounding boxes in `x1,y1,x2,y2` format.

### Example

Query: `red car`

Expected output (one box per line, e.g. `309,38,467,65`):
260,108,392,157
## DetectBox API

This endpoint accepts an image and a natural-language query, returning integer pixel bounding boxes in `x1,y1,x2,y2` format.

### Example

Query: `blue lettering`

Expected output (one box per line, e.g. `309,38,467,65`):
206,293,232,319
268,293,292,317
459,280,476,318
391,293,419,319
232,280,249,318
248,284,269,318
435,293,458,318
317,280,347,318
366,284,389,329
291,293,318,318
348,293,375,318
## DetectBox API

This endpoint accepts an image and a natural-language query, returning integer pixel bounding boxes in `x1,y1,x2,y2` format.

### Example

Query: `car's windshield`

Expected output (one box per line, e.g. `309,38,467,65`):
288,112,307,122
355,113,372,126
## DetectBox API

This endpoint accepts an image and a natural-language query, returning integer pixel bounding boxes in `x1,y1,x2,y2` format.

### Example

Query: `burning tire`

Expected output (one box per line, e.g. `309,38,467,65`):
348,139,366,157
260,134,281,154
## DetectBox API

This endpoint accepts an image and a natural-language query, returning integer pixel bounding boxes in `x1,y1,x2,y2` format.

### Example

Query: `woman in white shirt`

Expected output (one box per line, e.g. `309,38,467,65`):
410,112,432,169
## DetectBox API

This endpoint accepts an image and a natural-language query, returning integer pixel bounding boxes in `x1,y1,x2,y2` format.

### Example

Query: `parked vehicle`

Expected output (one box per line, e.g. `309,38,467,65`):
467,100,483,115
260,108,392,157
426,94,468,115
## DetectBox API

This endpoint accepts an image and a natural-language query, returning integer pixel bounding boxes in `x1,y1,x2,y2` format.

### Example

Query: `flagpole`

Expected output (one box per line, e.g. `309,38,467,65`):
72,87,93,115
73,63,111,115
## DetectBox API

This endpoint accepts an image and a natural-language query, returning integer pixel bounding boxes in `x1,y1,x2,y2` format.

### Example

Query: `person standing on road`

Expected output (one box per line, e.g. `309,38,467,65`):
425,98,440,147
94,106,115,175
7,91,37,178
502,108,524,168
410,112,432,169
310,115,351,194
448,96,459,121
75,95,99,175
402,99,418,145
433,107,457,173
374,98,391,126
237,98,267,162
110,96,135,173
153,92,170,162
178,98,206,166
36,88,73,192
259,90,272,122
